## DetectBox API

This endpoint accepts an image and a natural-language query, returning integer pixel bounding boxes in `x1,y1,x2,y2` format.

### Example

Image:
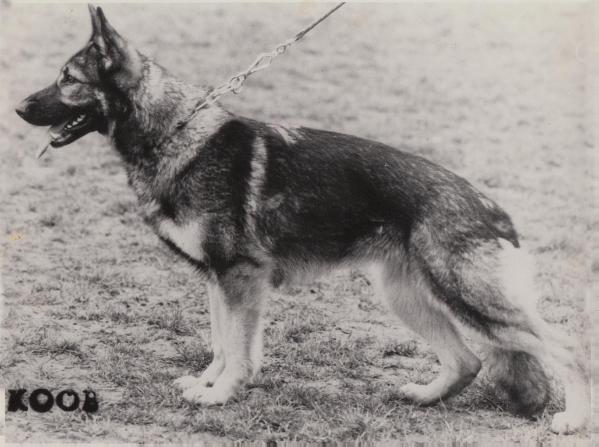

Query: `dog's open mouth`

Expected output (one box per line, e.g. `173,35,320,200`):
48,111,97,148
36,111,100,158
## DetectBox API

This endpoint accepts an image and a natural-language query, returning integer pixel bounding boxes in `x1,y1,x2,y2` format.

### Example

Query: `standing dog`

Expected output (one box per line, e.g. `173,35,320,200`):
15,5,588,434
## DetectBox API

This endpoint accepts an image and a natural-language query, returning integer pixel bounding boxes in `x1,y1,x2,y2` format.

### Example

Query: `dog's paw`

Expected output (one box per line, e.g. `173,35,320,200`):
550,411,587,434
400,382,439,405
173,375,200,390
196,360,225,387
182,383,233,406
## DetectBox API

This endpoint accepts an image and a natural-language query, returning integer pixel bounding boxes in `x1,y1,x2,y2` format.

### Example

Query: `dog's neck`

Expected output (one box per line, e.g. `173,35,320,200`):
109,57,231,203
110,58,229,169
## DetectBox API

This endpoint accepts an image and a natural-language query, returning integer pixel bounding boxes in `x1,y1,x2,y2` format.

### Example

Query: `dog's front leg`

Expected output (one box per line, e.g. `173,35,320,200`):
173,281,226,390
182,262,267,406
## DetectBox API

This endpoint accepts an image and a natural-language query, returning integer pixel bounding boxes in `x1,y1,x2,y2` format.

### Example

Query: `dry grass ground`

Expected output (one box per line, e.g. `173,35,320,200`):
0,2,594,444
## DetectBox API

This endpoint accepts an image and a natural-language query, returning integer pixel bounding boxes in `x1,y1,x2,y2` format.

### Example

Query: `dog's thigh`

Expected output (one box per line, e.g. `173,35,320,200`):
418,237,589,433
182,262,268,405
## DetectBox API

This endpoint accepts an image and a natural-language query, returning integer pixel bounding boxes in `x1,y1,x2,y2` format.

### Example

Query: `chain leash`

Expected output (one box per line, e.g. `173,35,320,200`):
174,2,345,130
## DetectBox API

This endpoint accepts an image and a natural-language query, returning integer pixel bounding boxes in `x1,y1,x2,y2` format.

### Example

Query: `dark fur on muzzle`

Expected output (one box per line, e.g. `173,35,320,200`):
16,84,72,126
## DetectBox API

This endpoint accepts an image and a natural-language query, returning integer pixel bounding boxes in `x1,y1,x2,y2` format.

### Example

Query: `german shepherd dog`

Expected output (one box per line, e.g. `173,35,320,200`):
15,5,588,434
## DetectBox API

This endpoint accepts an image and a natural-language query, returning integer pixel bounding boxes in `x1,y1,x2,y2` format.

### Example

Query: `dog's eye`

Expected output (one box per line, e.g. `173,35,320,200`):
62,69,77,84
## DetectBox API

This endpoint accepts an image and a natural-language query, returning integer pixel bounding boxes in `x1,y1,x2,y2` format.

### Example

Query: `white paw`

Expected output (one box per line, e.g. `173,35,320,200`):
400,382,439,405
182,384,233,406
550,411,587,434
173,375,201,390
196,361,225,387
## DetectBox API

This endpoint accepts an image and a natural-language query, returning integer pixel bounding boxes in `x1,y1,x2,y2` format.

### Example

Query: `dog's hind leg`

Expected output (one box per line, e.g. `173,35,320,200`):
483,253,589,433
419,236,589,433
380,260,481,405
528,320,589,434
182,262,267,406
478,240,588,433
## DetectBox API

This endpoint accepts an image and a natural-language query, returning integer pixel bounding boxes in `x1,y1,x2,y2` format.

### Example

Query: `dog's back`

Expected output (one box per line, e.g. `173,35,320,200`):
251,119,518,258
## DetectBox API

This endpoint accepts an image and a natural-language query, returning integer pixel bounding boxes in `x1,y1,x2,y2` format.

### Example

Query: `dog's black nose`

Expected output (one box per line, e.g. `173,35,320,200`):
15,100,30,119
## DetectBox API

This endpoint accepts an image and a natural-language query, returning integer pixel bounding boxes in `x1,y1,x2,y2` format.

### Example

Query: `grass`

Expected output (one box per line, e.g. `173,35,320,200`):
382,340,418,358
148,306,196,336
0,2,593,444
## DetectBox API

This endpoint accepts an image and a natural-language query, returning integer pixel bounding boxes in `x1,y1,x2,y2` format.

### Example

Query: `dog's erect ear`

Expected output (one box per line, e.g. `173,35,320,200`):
88,5,132,72
88,4,102,42
89,4,108,59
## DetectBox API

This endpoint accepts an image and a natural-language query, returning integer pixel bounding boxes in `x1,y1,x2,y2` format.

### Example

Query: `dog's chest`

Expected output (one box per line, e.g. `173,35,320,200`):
156,218,206,261
125,161,208,263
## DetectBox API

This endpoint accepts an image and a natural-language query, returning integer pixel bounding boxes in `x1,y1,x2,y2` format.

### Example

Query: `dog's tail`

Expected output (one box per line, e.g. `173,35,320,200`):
486,347,551,417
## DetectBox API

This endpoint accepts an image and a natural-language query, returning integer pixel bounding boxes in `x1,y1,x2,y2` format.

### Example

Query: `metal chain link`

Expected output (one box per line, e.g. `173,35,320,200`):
175,2,345,130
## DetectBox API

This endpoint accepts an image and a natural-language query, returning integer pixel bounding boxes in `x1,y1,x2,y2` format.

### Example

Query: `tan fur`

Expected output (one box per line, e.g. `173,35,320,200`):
462,242,589,432
170,227,588,432
246,137,268,239
269,123,301,145
483,255,590,433
174,281,226,390
157,218,206,262
177,265,268,405
380,257,481,403
364,241,589,432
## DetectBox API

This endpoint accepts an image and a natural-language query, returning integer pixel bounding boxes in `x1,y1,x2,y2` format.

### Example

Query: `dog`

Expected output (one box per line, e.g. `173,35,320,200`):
15,5,589,434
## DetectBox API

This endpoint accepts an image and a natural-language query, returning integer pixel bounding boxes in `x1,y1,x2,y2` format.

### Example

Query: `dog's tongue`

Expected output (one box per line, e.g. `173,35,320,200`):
49,120,69,139
37,120,69,159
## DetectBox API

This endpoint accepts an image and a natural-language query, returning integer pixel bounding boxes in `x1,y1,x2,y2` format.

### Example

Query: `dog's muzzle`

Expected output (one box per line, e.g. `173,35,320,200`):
15,84,74,126
15,100,30,120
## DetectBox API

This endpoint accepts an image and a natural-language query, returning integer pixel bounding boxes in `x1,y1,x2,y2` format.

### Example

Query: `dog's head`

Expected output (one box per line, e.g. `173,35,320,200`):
15,5,143,148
